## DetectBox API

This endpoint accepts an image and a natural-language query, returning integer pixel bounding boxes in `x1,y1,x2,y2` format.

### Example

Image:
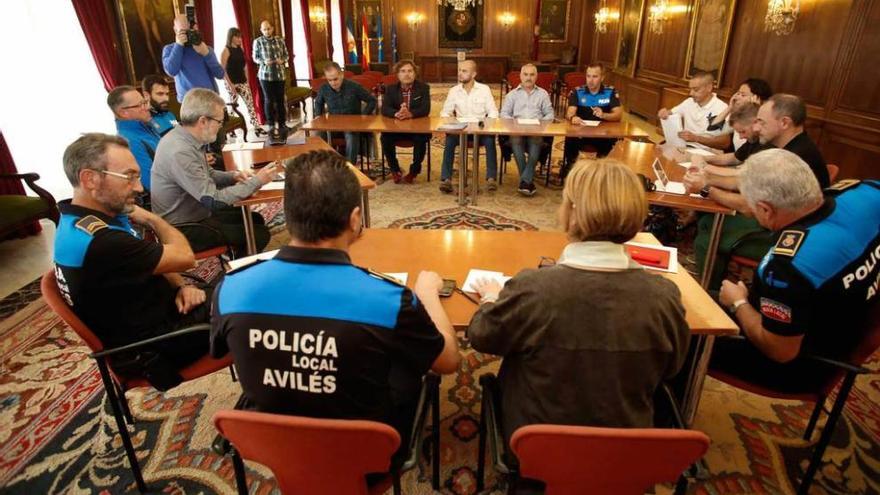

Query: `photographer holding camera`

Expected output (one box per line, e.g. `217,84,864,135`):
162,13,225,102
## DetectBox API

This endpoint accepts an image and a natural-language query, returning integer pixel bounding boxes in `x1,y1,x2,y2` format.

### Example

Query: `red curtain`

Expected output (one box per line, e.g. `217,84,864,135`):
194,0,214,47
299,0,315,78
282,0,296,80
0,130,41,237
72,0,127,91
231,0,265,124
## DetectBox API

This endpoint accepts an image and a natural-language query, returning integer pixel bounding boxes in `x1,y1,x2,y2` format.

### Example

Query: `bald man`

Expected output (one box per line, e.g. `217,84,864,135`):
162,14,225,102
658,71,728,152
253,20,290,130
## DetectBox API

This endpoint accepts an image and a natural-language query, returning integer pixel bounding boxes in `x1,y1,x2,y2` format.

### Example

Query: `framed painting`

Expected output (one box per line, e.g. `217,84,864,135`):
614,0,645,77
438,4,484,49
249,0,282,39
685,0,737,81
355,0,382,40
538,0,570,42
114,0,179,83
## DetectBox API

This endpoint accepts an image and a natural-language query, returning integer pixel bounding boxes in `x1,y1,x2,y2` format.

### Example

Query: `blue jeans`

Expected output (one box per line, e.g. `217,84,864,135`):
440,134,497,181
509,136,542,184
322,131,360,164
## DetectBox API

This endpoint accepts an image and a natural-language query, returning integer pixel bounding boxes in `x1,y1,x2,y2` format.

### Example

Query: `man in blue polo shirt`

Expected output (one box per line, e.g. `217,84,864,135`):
108,85,161,192
563,63,622,178
142,74,178,136
162,14,225,102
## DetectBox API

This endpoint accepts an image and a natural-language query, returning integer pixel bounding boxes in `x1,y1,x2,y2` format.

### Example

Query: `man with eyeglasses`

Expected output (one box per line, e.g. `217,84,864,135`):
108,85,160,192
151,88,279,256
53,133,216,390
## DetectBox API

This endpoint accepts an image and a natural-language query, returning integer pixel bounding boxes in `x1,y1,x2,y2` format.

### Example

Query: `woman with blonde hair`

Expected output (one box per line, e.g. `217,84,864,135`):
469,159,690,483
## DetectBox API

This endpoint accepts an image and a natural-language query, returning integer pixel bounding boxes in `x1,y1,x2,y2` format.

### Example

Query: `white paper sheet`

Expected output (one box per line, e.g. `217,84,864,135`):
382,272,408,285
456,117,481,123
222,142,264,152
462,269,512,293
226,249,280,271
686,147,716,157
516,118,541,125
660,115,687,148
261,181,285,190
580,120,601,127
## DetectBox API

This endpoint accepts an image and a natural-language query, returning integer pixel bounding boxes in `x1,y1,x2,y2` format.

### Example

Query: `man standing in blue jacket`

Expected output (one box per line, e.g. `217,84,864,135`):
162,14,225,102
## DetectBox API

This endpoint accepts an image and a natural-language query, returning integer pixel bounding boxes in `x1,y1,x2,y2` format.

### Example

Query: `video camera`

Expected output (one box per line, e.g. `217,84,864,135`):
184,5,202,47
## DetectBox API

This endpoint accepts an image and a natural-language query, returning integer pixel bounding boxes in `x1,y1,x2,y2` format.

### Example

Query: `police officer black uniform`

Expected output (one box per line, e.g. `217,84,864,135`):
710,179,880,392
210,246,446,448
53,200,211,387
563,84,622,174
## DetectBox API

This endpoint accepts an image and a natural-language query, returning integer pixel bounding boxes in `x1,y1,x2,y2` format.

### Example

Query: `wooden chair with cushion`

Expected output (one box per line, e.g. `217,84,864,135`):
286,84,312,122
0,172,59,239
167,94,248,141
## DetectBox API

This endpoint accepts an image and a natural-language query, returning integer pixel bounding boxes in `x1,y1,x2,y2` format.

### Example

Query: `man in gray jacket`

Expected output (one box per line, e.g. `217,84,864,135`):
151,88,279,255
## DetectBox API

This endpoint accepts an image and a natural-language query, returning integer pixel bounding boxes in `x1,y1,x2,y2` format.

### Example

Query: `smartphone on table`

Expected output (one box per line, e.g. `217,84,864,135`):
439,279,456,297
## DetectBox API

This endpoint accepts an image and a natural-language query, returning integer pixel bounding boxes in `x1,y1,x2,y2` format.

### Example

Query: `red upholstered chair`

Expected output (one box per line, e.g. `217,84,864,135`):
214,373,442,494
381,74,398,86
40,270,233,493
708,302,880,494
536,72,558,103
502,71,522,101
510,425,709,495
560,72,587,113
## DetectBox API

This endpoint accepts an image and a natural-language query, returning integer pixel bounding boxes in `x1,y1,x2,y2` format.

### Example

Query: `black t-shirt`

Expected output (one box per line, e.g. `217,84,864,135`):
210,246,445,428
751,180,880,360
784,131,829,188
53,201,177,348
567,85,621,122
734,139,773,163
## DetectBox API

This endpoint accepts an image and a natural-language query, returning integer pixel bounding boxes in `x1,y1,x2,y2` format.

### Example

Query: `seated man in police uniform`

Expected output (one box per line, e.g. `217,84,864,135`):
210,150,461,465
712,148,880,392
563,63,622,178
54,133,212,389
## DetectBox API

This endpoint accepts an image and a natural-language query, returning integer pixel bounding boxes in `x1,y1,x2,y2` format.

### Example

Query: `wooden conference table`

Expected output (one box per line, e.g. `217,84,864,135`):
223,136,376,254
302,115,650,206
349,228,737,423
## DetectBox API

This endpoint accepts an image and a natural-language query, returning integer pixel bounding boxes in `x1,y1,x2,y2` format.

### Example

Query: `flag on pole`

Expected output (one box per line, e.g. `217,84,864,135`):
376,8,384,62
390,7,398,63
361,11,371,70
346,12,358,64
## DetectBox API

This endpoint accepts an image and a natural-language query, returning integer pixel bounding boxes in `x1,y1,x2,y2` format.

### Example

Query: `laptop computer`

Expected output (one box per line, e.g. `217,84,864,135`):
652,158,687,195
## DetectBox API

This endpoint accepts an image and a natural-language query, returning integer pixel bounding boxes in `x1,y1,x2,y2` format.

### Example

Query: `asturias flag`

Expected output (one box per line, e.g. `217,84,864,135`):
361,11,371,70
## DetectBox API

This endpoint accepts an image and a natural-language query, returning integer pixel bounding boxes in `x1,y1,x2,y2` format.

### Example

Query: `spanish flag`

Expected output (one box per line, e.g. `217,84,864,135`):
361,11,371,70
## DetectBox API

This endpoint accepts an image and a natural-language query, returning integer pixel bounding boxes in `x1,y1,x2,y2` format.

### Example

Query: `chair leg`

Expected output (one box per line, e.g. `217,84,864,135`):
115,381,135,425
427,145,432,182
430,374,441,490
229,364,238,383
230,447,249,495
477,391,487,493
797,372,857,495
97,359,147,493
804,396,826,440
392,469,402,495
673,474,689,495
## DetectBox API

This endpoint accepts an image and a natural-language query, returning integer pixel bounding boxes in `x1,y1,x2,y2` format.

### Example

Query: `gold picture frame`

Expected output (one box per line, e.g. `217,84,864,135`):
249,0,283,40
684,0,737,81
114,0,180,84
355,0,383,40
438,4,484,49
614,0,646,77
538,0,571,43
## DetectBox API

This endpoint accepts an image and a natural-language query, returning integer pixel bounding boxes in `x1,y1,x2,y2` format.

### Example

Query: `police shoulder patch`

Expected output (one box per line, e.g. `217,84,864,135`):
826,179,860,192
365,268,406,287
760,297,792,323
773,230,805,257
74,215,108,236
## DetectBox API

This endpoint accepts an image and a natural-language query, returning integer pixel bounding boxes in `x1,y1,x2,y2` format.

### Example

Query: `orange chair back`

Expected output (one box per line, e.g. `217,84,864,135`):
349,75,375,91
564,72,586,90
310,77,327,92
214,410,400,495
344,70,356,78
536,72,557,93
363,70,385,80
510,424,709,495
506,71,521,89
827,163,840,184
381,74,398,86
41,270,105,352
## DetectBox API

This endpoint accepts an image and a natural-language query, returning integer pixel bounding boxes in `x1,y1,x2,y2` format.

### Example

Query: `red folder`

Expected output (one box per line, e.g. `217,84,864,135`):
624,244,672,270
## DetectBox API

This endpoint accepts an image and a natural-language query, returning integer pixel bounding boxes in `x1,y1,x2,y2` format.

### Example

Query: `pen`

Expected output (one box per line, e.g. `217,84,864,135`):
455,287,480,305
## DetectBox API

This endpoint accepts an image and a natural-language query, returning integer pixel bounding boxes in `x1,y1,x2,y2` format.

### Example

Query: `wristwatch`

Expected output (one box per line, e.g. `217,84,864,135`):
699,186,711,198
728,298,748,314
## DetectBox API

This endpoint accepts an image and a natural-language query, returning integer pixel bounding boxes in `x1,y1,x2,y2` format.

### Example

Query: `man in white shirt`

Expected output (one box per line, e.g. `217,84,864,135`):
438,60,499,194
500,63,554,196
658,71,728,152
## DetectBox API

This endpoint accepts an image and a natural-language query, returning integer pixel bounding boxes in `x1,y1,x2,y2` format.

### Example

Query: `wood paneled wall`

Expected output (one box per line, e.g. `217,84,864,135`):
586,0,880,180
306,0,590,67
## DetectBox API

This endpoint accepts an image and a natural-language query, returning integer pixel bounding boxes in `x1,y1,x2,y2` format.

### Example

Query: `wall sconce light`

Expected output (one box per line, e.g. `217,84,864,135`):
310,6,328,32
498,11,516,30
594,0,617,34
765,0,799,36
405,12,425,31
648,0,670,35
